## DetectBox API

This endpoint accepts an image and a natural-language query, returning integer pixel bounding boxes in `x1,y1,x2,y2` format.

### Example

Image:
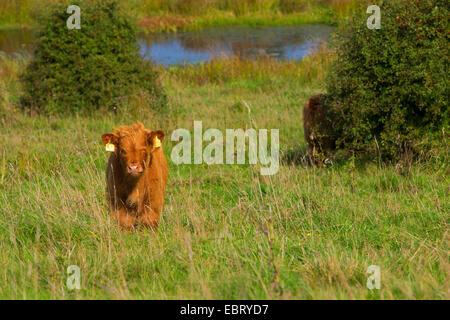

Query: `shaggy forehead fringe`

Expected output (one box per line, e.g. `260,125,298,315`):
114,122,147,137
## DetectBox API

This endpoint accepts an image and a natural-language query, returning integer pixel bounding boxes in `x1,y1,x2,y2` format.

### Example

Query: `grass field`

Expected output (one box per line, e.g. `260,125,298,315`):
0,0,360,31
0,50,448,299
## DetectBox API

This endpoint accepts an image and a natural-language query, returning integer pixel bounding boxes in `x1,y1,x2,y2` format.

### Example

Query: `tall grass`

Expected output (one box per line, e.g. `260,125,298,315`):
0,0,363,30
131,0,360,32
163,43,332,85
0,52,27,115
324,0,360,18
0,0,36,27
0,53,448,299
130,0,358,16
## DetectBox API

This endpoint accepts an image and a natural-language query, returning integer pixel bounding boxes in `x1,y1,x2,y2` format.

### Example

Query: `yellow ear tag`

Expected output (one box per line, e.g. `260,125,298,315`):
153,136,161,150
105,143,115,152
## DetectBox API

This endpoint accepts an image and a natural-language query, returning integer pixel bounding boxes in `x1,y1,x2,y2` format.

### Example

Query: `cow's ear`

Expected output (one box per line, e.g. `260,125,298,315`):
101,133,119,146
153,130,165,141
147,130,164,148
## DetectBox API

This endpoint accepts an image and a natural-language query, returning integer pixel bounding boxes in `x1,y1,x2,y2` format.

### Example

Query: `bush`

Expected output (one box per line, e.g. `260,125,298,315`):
20,0,166,114
326,0,449,161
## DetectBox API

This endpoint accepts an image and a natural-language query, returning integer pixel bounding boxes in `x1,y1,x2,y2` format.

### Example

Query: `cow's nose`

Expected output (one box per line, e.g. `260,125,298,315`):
128,165,138,171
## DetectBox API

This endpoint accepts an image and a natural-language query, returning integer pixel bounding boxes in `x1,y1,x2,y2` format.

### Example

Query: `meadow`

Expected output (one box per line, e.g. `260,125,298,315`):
0,0,360,31
0,48,448,299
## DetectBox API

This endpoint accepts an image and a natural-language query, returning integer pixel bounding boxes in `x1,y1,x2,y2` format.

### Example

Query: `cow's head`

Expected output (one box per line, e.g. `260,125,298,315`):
101,122,164,177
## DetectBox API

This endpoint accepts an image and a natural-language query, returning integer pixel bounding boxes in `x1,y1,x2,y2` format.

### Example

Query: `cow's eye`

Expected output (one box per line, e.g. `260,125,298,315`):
120,149,127,155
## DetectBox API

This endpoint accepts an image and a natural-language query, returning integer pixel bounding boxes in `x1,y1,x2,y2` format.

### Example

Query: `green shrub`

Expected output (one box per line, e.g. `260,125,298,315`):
20,0,166,114
326,0,449,161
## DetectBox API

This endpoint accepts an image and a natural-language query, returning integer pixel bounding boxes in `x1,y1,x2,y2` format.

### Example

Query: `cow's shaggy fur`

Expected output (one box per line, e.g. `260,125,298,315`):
303,94,336,163
101,122,168,230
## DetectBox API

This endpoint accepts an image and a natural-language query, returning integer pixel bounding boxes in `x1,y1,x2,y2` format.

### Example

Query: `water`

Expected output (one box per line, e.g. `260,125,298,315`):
0,25,334,65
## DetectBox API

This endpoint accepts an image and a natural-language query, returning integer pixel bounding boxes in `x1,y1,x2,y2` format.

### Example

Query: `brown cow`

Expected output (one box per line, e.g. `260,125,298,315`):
101,122,168,231
303,94,336,164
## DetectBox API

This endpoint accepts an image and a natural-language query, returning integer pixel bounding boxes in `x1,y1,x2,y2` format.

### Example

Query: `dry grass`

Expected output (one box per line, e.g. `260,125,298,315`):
326,0,361,17
138,15,194,32
163,43,333,85
0,0,364,30
0,53,27,114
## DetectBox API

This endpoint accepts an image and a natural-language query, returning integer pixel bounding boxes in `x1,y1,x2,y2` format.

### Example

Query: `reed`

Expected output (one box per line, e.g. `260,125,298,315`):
0,0,33,27
0,52,27,115
0,0,363,30
163,43,333,85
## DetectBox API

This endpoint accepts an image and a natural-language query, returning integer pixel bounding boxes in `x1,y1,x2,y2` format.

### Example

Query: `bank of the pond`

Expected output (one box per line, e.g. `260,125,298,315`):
0,11,335,33
0,0,360,31
137,9,336,33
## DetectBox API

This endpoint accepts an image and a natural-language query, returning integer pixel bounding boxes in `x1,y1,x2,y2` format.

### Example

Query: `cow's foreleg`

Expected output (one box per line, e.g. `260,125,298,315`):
111,207,137,231
137,205,160,231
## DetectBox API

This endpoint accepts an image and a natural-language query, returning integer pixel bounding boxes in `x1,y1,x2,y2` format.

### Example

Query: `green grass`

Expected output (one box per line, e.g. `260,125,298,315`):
162,43,332,85
0,51,448,299
136,7,335,33
0,0,361,31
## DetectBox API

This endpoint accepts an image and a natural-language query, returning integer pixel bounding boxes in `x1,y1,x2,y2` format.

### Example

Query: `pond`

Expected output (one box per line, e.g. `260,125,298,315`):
0,24,334,65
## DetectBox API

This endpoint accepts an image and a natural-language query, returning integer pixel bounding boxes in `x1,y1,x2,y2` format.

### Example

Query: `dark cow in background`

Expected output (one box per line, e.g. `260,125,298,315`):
303,94,336,164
